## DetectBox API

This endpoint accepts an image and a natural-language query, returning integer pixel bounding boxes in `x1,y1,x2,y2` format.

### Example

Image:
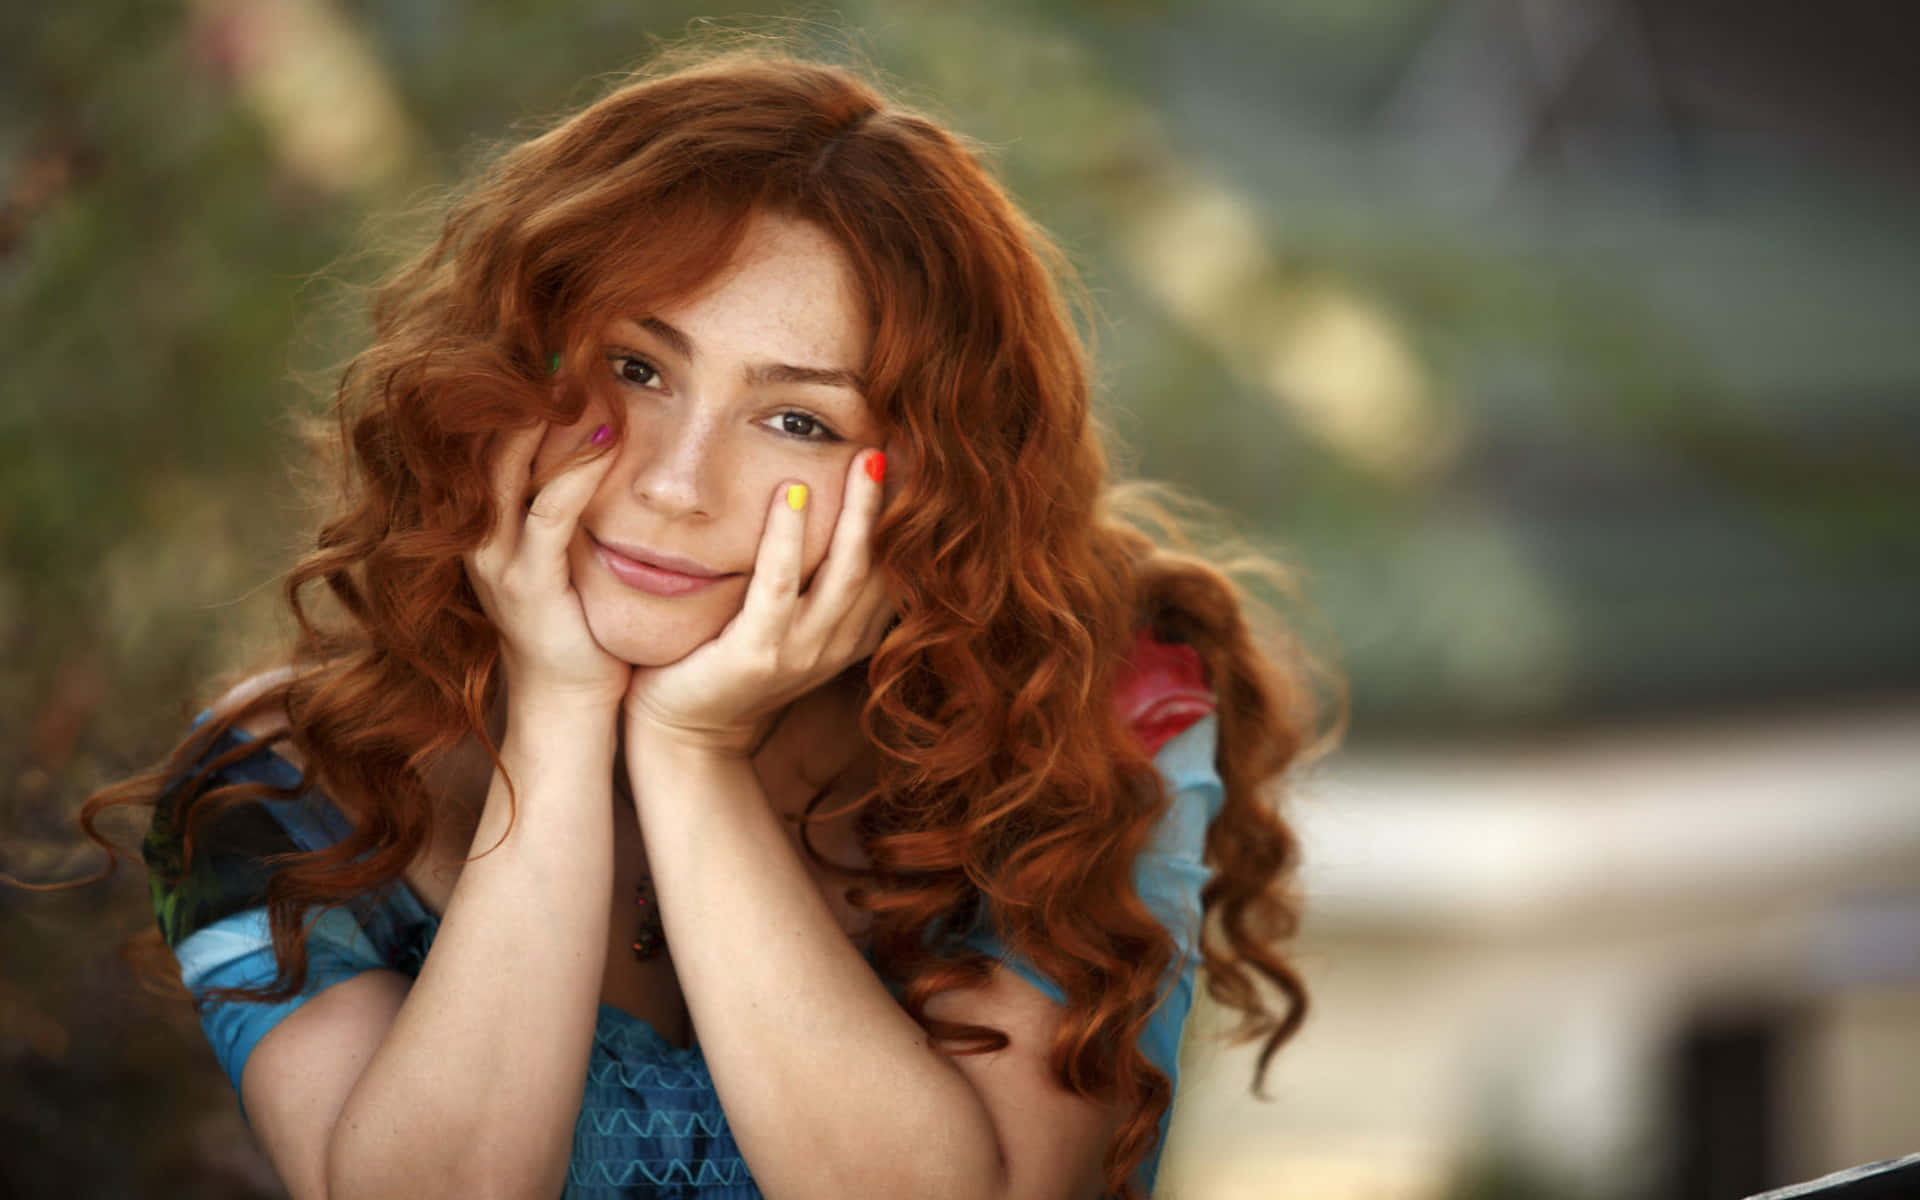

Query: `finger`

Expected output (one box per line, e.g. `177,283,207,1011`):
489,424,545,517
793,449,885,643
471,424,546,569
521,424,618,563
734,479,810,648
841,575,896,661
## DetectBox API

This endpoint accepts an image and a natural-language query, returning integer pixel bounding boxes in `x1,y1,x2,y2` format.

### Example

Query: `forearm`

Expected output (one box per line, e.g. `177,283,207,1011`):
630,740,1007,1200
328,703,617,1199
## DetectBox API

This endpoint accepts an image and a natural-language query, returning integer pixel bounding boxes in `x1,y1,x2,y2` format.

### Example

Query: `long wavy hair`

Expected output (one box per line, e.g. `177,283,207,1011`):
79,46,1338,1199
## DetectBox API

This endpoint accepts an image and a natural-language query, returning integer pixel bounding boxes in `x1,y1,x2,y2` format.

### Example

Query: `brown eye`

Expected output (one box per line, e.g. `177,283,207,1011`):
769,411,841,443
607,353,663,389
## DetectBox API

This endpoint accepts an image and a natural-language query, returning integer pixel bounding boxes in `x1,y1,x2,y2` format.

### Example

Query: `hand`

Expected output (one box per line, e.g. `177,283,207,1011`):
465,422,630,710
623,448,894,758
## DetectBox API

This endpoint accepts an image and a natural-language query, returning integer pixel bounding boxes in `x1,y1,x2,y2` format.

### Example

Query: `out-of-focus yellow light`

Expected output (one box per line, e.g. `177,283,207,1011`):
190,0,417,196
1124,176,1273,333
1266,286,1455,483
1120,174,1455,485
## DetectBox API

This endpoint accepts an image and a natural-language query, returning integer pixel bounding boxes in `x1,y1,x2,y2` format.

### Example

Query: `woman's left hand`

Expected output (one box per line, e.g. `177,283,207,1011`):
623,448,894,759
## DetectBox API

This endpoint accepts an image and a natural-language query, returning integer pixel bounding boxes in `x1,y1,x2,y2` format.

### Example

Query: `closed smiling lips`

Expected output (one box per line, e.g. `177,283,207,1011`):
588,533,737,596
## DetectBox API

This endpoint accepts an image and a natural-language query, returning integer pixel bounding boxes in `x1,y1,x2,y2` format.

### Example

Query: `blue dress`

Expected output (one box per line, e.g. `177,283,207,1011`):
145,712,1224,1197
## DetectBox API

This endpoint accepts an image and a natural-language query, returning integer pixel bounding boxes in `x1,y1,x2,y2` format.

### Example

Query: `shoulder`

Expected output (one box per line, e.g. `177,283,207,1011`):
143,684,331,952
208,666,305,770
920,959,1124,1197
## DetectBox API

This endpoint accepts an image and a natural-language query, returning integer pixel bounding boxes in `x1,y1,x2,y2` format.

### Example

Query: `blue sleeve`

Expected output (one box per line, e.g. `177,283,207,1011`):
147,722,437,1123
174,905,388,1115
960,712,1225,1075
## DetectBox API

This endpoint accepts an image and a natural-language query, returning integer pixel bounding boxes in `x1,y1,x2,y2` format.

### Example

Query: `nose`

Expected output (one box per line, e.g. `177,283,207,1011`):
627,410,720,519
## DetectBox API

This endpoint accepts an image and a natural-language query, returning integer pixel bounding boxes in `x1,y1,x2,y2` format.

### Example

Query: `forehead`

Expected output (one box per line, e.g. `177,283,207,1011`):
647,214,869,372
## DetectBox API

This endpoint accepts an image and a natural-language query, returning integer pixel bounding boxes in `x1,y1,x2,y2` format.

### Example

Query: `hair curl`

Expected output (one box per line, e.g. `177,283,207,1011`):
77,46,1340,1199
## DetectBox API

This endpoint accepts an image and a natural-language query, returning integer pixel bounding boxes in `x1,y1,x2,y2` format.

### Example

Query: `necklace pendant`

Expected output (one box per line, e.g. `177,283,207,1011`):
631,877,666,961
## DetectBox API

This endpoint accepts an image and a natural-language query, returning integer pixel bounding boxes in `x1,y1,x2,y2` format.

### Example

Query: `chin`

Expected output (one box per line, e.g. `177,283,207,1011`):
581,592,741,668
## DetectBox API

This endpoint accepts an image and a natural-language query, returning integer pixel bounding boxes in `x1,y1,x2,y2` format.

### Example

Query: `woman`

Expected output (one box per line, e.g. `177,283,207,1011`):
87,46,1326,1200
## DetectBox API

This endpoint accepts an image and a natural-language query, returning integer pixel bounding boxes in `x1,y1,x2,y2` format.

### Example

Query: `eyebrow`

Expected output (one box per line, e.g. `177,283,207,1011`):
635,316,866,393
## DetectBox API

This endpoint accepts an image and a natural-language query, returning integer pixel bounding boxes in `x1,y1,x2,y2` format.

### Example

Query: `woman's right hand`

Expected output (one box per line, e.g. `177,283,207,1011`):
464,422,629,710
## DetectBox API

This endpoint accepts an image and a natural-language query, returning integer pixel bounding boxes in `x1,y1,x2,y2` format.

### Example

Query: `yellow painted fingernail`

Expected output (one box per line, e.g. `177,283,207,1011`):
786,483,808,511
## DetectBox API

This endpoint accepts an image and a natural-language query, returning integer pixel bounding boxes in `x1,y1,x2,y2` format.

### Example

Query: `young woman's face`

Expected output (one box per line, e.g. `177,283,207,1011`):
538,214,880,667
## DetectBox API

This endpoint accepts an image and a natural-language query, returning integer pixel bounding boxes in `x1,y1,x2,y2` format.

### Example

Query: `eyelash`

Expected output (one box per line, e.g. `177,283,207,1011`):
603,350,844,444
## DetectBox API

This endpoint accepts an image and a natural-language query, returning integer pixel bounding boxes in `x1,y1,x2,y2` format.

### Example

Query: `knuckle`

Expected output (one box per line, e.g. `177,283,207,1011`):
746,644,782,679
497,564,534,597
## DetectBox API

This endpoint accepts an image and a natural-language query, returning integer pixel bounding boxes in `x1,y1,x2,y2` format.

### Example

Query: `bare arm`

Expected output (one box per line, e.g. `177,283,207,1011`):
243,704,616,1199
629,740,1117,1200
236,422,630,1198
323,704,617,1197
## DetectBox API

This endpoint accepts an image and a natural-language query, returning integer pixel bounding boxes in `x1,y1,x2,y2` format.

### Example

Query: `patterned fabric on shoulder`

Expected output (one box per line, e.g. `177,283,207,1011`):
143,726,313,952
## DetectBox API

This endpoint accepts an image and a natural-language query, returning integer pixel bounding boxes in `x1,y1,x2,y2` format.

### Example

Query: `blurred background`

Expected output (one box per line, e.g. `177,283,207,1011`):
3,1,1917,1196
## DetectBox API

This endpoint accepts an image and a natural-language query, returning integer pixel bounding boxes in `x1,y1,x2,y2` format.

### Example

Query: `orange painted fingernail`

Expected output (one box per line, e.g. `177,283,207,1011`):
786,483,808,511
865,451,887,484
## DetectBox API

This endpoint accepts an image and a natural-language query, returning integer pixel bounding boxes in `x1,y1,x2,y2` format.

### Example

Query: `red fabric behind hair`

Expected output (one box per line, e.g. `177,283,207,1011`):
1114,629,1216,756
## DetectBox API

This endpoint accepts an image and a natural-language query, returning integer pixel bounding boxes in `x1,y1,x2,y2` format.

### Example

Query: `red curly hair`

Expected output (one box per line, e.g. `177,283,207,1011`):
79,47,1338,1199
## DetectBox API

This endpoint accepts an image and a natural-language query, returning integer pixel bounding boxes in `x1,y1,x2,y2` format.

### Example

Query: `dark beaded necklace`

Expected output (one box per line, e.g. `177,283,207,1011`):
631,874,666,961
620,700,795,964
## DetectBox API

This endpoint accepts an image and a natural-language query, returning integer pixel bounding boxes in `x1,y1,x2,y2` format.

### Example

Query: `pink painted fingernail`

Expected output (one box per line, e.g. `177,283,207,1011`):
590,424,611,446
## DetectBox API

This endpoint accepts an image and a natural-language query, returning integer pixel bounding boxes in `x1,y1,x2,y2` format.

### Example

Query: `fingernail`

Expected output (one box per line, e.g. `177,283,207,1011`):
865,451,887,484
549,353,562,375
786,483,809,511
590,424,611,446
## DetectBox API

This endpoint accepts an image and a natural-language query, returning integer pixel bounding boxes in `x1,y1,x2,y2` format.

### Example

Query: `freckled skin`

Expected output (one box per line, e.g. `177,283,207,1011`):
536,215,878,668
